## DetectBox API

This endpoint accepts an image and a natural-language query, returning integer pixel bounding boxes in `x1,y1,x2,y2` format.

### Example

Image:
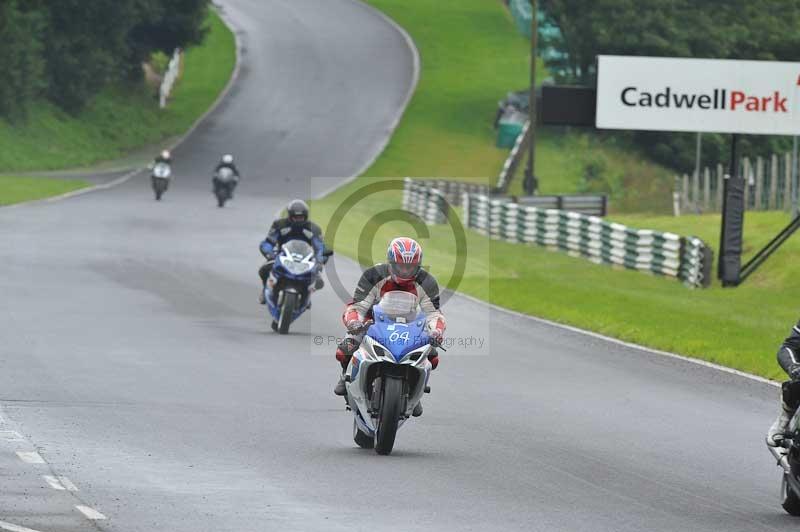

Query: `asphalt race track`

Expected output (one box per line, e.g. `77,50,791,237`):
0,1,794,531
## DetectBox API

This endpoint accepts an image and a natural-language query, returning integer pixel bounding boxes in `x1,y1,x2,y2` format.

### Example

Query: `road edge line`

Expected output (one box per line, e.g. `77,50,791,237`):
451,289,779,388
311,0,421,200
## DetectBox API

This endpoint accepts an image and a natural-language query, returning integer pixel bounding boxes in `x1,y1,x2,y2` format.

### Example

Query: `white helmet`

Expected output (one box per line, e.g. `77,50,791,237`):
161,150,171,160
222,154,234,164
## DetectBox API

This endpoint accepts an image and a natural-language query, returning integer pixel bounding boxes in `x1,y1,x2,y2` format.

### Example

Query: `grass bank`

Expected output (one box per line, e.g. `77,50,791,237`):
0,176,91,206
0,10,235,174
358,0,672,213
314,0,793,380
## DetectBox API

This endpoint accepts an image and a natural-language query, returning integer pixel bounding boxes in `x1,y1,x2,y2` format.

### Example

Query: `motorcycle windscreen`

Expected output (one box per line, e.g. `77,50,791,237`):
279,240,315,275
217,167,235,181
370,307,428,361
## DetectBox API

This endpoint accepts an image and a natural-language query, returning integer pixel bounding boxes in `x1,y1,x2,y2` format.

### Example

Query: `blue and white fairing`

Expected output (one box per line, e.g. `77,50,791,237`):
346,291,433,435
265,239,319,323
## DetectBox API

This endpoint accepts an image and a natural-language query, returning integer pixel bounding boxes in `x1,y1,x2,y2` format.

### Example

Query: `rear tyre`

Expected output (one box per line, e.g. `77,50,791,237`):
353,419,373,449
782,474,800,515
277,291,297,334
375,377,403,455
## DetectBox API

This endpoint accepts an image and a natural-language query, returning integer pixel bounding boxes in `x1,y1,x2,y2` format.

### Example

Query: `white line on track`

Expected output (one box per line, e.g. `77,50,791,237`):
75,505,106,520
452,290,780,387
42,475,65,490
57,476,79,491
0,520,45,532
15,451,45,464
0,430,25,442
42,475,78,491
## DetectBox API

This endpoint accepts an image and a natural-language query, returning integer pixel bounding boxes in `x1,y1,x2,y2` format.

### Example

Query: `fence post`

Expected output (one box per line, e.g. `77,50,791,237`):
716,163,724,211
786,153,793,212
743,157,751,210
770,154,778,210
682,173,689,212
703,167,710,210
692,169,700,211
755,156,764,211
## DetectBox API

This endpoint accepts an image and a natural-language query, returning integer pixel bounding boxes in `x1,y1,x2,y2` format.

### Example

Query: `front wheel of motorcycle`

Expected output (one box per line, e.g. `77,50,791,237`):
277,291,297,334
353,419,373,449
782,474,800,515
375,377,403,455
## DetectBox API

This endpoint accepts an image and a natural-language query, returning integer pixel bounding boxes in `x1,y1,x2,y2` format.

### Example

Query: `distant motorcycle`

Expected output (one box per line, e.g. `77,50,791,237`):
344,291,435,455
264,239,331,334
151,162,172,201
768,413,800,515
213,167,238,207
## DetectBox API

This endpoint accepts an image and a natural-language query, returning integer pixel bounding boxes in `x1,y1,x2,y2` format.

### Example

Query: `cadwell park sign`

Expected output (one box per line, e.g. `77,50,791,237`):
596,55,800,136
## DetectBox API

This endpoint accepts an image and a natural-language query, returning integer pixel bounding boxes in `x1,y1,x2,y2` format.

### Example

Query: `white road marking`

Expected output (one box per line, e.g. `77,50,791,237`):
0,520,46,532
76,505,106,520
42,475,65,490
15,451,45,464
453,291,780,387
58,476,79,491
0,430,25,442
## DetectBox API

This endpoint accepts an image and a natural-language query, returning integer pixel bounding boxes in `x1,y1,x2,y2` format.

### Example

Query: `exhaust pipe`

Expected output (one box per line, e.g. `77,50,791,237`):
767,439,800,495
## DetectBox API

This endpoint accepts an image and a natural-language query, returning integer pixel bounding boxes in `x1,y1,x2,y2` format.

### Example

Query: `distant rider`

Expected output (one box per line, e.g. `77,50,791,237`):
213,154,241,194
768,322,800,446
154,149,171,166
258,199,327,305
333,237,446,417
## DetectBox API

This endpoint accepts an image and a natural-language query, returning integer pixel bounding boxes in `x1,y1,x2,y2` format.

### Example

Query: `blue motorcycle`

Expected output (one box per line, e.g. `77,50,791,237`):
345,291,435,455
264,239,330,334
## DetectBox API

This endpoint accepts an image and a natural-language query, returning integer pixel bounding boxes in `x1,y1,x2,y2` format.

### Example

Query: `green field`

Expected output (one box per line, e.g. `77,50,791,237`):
359,0,672,213
314,0,795,380
0,176,92,206
0,10,235,174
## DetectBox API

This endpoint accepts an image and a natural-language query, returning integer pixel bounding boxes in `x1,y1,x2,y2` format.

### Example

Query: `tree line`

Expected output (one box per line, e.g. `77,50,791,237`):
0,0,207,121
539,0,800,172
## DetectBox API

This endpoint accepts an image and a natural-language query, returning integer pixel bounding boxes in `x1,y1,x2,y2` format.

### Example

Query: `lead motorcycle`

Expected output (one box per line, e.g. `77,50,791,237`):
264,239,331,334
344,291,436,455
768,411,800,515
213,167,238,207
151,161,172,201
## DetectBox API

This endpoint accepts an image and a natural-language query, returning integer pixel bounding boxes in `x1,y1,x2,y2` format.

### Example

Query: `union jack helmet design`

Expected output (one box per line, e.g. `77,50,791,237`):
387,237,422,283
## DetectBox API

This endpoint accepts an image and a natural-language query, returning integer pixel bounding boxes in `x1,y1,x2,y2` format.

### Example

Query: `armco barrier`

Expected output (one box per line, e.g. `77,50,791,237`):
402,178,449,224
464,193,713,288
402,179,489,222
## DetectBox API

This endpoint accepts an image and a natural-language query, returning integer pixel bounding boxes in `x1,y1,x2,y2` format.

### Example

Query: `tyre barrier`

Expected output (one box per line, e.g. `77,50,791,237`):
402,178,490,224
464,193,713,288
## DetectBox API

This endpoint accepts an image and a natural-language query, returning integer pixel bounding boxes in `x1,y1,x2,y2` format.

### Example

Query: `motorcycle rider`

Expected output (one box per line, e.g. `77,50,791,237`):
213,154,241,194
154,149,171,166
258,199,327,307
767,322,800,446
333,237,445,417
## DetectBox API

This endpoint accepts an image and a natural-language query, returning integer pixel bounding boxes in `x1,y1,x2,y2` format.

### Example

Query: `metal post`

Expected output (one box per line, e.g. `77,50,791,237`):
793,136,799,217
694,132,702,189
523,0,538,195
719,134,745,286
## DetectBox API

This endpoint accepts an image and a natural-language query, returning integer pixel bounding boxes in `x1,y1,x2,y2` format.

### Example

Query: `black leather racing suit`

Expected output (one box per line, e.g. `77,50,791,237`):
778,322,800,409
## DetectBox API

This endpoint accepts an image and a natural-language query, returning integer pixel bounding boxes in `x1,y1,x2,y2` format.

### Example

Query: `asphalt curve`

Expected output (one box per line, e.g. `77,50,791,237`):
0,1,792,531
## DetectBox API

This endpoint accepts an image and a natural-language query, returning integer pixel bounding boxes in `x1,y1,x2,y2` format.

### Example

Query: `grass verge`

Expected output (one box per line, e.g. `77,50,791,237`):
0,9,235,173
314,0,793,380
0,176,92,206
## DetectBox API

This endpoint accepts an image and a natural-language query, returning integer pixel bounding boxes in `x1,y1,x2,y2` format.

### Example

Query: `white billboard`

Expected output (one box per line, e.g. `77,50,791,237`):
596,55,800,135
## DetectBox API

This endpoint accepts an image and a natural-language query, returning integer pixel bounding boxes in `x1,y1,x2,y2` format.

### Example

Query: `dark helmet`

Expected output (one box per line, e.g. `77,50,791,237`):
287,199,309,225
387,237,422,283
